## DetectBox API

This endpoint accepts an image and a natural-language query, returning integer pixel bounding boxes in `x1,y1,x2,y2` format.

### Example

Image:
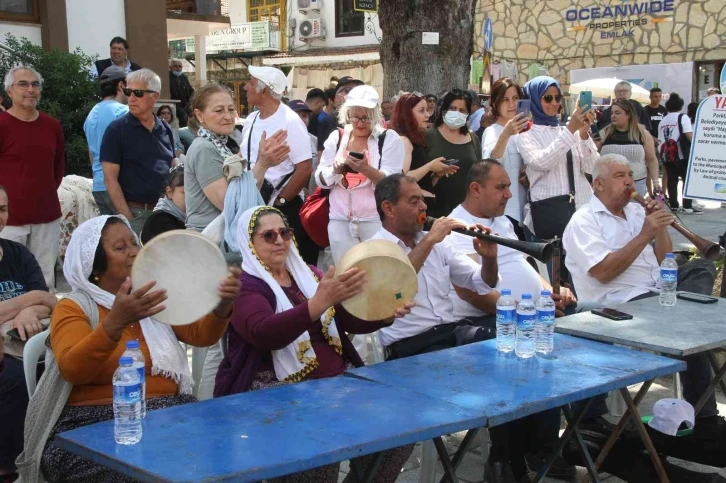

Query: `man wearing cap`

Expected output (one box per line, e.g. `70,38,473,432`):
169,58,194,128
84,66,129,215
241,66,318,264
316,76,365,157
101,69,176,235
288,99,319,192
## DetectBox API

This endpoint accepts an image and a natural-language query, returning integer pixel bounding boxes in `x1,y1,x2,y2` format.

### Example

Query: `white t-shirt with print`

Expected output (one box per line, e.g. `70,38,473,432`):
240,103,312,191
658,112,692,160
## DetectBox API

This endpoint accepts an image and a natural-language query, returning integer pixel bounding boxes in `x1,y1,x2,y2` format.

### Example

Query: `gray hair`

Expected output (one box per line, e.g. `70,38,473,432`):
126,68,161,93
4,64,44,92
169,58,182,66
254,79,282,102
615,80,632,92
338,102,382,131
592,154,631,180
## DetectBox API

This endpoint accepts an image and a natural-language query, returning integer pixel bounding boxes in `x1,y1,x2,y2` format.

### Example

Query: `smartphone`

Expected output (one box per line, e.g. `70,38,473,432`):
676,292,718,304
580,91,593,111
516,99,532,118
591,308,633,321
6,328,23,341
590,123,601,137
444,159,460,166
348,151,365,160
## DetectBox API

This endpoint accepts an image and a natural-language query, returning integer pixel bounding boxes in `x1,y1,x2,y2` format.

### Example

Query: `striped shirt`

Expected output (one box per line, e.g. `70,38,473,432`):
518,125,599,227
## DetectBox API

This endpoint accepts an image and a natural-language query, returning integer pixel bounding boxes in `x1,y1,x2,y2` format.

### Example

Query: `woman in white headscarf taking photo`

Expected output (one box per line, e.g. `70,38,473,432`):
214,206,414,483
17,215,241,483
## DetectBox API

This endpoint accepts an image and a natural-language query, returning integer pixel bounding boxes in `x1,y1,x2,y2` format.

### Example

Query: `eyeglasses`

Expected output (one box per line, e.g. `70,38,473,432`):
542,94,563,104
257,228,293,244
122,88,158,98
348,116,372,124
12,81,42,90
410,91,424,98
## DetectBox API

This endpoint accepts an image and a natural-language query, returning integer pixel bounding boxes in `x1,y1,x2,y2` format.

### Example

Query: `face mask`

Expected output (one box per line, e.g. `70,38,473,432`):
172,70,183,77
444,111,468,129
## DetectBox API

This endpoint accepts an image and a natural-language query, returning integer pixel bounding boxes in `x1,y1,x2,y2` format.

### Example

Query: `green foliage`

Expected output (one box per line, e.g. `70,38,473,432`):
0,34,99,177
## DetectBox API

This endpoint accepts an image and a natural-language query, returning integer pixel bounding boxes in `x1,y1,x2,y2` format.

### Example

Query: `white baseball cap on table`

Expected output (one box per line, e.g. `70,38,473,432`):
345,85,380,109
648,398,695,436
248,66,288,96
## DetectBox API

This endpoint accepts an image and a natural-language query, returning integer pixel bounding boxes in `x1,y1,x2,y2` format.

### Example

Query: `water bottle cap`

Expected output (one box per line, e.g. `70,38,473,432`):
665,253,674,258
126,340,139,349
119,356,133,366
541,290,551,296
521,293,532,300
501,289,511,295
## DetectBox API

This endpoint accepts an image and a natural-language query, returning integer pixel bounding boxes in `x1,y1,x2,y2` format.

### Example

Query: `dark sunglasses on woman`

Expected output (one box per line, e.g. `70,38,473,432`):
258,228,294,244
122,88,157,98
542,94,563,104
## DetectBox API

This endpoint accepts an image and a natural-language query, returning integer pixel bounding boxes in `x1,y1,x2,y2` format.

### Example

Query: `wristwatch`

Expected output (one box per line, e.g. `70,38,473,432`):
277,197,287,206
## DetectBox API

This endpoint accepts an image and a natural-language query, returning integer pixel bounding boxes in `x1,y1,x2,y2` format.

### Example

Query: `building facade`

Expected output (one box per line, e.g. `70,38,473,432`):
473,0,725,101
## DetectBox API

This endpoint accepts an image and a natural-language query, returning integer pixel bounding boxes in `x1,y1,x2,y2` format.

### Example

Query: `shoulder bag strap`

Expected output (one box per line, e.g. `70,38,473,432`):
377,130,387,169
566,149,575,201
246,112,260,170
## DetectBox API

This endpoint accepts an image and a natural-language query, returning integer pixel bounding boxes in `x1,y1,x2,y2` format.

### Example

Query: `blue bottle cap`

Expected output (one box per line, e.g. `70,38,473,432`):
119,356,133,366
501,289,512,296
521,293,532,299
665,253,674,258
126,340,139,349
541,290,551,296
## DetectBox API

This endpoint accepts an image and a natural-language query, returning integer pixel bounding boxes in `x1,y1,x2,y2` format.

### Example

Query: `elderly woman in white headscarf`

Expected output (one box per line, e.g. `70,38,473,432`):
16,215,240,483
214,205,413,483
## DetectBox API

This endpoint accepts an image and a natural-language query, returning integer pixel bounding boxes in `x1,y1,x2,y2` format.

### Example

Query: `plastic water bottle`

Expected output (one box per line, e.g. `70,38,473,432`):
659,253,678,307
515,293,536,358
496,289,516,353
122,340,146,418
535,290,556,354
113,356,143,445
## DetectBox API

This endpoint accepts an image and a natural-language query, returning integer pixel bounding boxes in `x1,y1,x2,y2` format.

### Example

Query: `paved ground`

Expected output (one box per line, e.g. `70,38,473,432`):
667,199,724,254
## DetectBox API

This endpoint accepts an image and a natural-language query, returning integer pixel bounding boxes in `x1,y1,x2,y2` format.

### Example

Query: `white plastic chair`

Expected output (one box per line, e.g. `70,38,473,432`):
191,346,209,398
23,331,49,397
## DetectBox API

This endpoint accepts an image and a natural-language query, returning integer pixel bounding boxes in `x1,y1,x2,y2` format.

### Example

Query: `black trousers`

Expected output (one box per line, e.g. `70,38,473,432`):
277,196,319,266
663,161,692,209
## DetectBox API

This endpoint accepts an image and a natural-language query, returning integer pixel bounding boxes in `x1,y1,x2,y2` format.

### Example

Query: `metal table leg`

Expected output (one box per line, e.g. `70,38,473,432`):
562,405,601,483
706,350,726,399
620,387,670,483
437,429,480,483
694,350,726,416
350,452,384,483
533,398,596,483
433,436,461,483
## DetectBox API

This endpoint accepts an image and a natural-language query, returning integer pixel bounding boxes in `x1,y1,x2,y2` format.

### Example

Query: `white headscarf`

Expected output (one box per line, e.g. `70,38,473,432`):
63,216,192,394
237,206,342,382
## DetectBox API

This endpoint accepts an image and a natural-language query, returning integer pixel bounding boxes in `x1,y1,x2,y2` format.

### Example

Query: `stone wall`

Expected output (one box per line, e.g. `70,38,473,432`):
474,0,726,89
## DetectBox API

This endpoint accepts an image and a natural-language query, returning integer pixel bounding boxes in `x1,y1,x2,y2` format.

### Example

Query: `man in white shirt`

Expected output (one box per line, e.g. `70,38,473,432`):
370,174,499,360
447,159,577,321
564,154,720,426
240,66,317,264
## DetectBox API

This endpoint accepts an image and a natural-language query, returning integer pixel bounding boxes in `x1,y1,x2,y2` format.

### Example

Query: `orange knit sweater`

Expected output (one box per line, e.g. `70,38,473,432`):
50,298,228,406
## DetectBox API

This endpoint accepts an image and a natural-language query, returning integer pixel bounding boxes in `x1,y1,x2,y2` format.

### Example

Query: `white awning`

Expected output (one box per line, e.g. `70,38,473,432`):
263,51,380,67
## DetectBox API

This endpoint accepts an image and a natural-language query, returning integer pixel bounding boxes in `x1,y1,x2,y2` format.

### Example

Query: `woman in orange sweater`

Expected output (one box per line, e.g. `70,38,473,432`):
37,216,240,482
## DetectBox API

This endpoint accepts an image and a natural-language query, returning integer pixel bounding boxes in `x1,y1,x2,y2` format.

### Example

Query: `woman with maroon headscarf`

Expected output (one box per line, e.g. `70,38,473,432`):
390,92,458,202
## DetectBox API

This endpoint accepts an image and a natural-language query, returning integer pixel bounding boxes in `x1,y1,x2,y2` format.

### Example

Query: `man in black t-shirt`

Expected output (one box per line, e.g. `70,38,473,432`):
643,87,668,140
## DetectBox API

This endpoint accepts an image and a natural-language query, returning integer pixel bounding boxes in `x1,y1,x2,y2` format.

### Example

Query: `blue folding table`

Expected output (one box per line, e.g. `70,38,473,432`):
55,376,485,483
347,334,685,483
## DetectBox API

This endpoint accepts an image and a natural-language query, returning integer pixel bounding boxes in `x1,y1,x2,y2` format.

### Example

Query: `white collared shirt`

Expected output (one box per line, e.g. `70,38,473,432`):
563,195,660,305
370,227,496,347
446,205,545,318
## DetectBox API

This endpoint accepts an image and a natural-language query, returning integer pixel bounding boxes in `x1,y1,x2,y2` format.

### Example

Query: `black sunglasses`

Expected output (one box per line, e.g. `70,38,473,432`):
542,94,563,104
258,228,293,244
122,88,157,98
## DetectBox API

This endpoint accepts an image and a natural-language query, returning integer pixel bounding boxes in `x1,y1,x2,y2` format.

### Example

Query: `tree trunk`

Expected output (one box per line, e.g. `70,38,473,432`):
379,0,476,100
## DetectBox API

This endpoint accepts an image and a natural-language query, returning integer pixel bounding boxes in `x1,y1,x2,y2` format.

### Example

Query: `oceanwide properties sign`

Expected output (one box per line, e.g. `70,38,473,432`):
564,0,676,39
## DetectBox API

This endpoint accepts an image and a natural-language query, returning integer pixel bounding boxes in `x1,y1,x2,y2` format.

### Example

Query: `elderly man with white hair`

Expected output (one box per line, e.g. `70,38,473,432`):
596,80,652,132
563,153,721,432
0,65,64,289
101,68,176,234
240,66,318,264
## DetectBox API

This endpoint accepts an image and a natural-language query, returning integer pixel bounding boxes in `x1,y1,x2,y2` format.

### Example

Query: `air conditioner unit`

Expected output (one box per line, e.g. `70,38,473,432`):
299,18,322,40
298,0,320,14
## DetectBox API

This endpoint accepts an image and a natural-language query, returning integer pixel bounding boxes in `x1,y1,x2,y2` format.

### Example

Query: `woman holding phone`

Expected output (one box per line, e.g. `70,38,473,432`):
315,85,404,265
480,78,530,226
